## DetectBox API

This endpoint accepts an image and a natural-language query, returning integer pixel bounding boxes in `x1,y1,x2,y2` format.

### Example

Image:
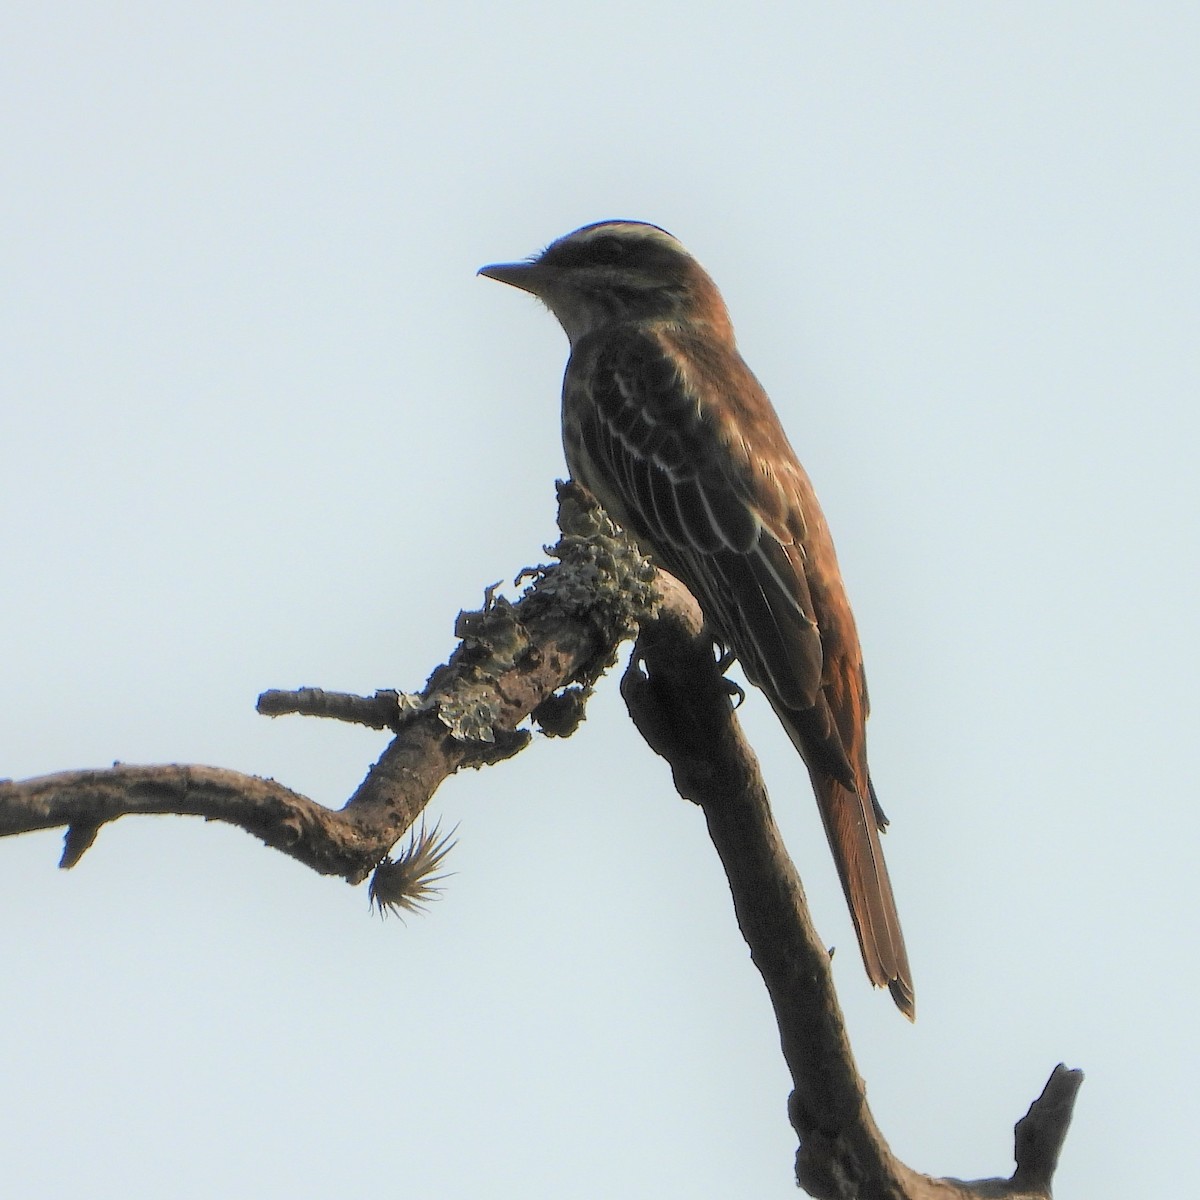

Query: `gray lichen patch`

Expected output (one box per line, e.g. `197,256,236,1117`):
531,482,660,640
424,483,661,749
454,593,530,673
531,686,589,738
435,687,503,743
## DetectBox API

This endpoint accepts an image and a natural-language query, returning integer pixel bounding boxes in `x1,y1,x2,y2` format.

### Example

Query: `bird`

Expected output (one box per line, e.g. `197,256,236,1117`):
479,220,914,1018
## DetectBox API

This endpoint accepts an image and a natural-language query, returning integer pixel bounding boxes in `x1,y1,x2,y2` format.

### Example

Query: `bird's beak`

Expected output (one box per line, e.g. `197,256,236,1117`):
477,260,549,296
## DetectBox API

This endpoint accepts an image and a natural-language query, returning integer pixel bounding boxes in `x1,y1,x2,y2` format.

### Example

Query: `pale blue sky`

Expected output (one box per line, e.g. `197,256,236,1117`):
3,6,1197,1197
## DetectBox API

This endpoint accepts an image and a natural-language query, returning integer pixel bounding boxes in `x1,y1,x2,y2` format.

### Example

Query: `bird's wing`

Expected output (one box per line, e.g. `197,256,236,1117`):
566,327,915,1017
566,327,827,715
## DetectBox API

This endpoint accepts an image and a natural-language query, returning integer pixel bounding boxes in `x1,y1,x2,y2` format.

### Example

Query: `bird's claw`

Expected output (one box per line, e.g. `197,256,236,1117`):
713,646,745,708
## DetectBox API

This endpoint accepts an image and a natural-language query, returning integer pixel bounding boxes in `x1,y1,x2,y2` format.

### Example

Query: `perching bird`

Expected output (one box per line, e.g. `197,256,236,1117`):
479,221,914,1018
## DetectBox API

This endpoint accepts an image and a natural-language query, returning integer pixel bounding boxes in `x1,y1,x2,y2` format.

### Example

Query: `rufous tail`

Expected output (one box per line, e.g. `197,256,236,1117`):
810,769,914,1019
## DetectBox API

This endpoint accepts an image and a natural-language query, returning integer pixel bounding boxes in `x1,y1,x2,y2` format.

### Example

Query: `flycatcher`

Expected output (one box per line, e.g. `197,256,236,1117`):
480,220,914,1018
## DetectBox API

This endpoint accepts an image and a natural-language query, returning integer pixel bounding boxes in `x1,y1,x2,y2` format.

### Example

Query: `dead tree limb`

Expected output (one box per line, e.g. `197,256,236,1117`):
0,482,1080,1198
621,573,1081,1198
0,483,656,885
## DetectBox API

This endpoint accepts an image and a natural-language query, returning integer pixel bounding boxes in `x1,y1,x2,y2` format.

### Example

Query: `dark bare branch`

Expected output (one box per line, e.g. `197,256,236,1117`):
0,482,1081,1198
620,582,1081,1199
0,483,657,887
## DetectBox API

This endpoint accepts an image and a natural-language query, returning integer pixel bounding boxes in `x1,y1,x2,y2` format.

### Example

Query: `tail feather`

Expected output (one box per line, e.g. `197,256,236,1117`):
775,703,915,1020
812,772,914,1020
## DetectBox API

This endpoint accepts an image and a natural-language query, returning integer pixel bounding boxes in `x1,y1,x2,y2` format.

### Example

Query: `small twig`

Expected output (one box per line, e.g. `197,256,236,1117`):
257,687,422,731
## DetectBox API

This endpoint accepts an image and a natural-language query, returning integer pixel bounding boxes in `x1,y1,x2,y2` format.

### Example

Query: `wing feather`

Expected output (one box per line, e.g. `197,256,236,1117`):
567,328,824,711
561,324,912,1014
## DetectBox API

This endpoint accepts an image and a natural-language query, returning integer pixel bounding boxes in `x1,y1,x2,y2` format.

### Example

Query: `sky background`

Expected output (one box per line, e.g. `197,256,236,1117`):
3,5,1197,1197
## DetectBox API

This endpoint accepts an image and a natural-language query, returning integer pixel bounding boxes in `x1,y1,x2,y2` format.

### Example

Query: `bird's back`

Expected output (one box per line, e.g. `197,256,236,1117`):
562,321,914,1016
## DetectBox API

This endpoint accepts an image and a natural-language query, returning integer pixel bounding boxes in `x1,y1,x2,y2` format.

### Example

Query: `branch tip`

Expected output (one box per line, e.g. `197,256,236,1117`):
60,820,103,869
1010,1063,1084,1192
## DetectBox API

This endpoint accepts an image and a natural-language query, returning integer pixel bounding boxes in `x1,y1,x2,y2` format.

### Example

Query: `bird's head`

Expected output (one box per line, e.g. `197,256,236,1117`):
479,220,732,346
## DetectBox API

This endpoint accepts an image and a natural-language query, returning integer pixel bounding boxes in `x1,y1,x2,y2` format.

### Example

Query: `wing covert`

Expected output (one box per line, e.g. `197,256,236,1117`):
565,328,825,712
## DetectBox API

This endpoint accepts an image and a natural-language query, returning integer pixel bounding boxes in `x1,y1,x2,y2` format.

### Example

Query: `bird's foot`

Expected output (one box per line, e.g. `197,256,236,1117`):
713,645,745,708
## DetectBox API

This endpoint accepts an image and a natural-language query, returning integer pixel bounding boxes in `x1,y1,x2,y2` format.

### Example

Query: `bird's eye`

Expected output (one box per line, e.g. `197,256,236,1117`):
590,235,627,264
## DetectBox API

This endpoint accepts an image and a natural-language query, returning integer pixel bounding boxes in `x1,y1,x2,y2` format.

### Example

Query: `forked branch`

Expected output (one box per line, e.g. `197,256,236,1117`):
0,484,656,886
621,573,1081,1198
0,483,1079,1198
